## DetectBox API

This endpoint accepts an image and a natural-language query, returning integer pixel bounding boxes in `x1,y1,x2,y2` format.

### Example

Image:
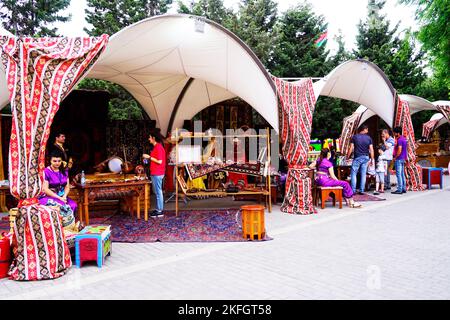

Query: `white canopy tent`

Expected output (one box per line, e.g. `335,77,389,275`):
85,14,278,135
313,59,396,126
0,14,279,135
428,113,449,130
355,95,444,128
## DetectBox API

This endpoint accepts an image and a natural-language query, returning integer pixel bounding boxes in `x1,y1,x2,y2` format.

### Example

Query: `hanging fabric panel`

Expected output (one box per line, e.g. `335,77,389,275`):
394,98,424,191
0,35,108,280
422,119,440,140
272,77,317,215
340,112,363,156
435,105,450,121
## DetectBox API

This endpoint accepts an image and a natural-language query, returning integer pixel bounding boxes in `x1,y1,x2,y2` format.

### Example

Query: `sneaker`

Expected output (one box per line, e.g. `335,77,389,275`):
391,190,402,194
402,190,407,194
373,191,380,195
357,191,365,195
379,190,384,194
150,210,164,218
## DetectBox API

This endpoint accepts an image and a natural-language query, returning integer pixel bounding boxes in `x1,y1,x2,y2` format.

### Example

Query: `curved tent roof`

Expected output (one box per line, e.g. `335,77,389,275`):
85,14,278,135
355,95,442,127
0,14,278,135
429,113,448,130
433,100,450,108
399,94,436,115
313,59,395,126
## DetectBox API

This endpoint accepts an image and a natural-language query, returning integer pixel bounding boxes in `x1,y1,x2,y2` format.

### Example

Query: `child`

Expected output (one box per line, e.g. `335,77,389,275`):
374,148,387,195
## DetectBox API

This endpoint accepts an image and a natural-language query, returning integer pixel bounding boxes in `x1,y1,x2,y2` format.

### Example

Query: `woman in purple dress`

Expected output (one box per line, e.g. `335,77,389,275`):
39,153,77,213
310,148,362,208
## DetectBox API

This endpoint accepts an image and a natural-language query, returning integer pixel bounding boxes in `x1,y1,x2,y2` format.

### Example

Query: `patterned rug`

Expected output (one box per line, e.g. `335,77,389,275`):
353,193,386,201
88,209,271,243
1,210,272,243
325,192,386,202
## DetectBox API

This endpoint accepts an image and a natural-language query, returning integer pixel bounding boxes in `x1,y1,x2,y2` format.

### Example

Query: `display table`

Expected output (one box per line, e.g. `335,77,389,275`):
75,179,151,224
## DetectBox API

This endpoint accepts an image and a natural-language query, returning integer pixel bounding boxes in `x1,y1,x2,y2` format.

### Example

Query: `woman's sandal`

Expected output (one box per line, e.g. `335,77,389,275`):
349,202,362,208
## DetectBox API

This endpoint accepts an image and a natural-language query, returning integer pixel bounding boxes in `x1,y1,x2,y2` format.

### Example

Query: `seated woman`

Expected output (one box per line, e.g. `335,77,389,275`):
39,153,78,231
309,148,362,208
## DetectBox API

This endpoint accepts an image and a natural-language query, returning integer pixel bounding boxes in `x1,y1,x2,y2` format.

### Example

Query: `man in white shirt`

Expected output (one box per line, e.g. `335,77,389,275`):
381,129,395,189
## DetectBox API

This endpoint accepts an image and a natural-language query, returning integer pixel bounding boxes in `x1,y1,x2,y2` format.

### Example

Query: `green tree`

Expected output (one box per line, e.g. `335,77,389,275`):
177,0,235,26
0,0,71,36
230,0,278,66
82,0,173,120
354,0,427,94
354,0,433,136
399,0,450,90
268,3,329,78
85,0,172,36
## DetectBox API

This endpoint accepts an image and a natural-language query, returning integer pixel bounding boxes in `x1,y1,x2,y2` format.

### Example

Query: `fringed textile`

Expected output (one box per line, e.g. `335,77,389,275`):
0,35,108,280
394,98,424,191
272,77,317,215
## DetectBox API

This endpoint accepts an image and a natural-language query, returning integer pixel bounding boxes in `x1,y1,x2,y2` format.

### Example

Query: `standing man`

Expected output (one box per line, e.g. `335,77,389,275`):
392,126,408,194
48,132,73,170
347,124,375,195
381,129,395,189
143,130,166,217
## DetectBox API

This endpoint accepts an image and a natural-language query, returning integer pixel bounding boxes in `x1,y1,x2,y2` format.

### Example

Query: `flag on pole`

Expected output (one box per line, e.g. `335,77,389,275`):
315,31,328,48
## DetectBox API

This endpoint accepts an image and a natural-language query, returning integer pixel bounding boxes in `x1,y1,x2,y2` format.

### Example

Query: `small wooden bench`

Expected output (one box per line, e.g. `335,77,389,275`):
314,186,343,209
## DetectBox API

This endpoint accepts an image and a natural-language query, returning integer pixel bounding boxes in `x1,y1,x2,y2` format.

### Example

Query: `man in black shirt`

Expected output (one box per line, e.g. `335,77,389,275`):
48,132,72,170
347,124,375,194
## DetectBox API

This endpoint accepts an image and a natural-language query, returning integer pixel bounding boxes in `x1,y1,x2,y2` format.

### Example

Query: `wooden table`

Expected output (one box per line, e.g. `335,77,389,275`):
75,179,151,225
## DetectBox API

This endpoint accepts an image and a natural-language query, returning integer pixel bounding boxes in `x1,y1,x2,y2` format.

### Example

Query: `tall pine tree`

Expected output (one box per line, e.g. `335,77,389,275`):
268,3,330,78
85,0,172,36
354,0,430,135
177,0,235,27
230,0,278,67
0,0,70,36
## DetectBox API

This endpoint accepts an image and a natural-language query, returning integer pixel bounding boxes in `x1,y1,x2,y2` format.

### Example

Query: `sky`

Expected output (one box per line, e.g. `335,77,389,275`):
56,0,417,54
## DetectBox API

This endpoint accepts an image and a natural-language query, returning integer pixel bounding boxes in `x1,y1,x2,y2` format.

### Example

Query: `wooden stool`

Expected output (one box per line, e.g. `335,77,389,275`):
315,186,343,209
240,205,265,240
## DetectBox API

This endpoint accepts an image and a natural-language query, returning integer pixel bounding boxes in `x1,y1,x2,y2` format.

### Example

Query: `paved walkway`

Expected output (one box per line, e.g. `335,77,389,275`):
1,176,449,300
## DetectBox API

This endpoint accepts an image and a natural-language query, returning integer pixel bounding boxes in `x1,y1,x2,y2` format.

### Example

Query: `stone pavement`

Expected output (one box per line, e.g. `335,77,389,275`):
0,176,449,300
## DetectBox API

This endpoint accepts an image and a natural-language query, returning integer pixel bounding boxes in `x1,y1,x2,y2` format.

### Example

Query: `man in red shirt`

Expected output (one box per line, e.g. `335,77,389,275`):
143,130,166,217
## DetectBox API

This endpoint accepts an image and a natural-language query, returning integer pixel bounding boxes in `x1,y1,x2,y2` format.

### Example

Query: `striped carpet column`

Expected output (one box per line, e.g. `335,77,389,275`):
272,77,317,215
0,35,108,280
394,98,424,191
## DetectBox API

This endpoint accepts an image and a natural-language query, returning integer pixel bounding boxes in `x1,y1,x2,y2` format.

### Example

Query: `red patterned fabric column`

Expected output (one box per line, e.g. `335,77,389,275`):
340,112,363,156
394,98,424,191
435,105,450,121
272,77,317,215
422,119,440,140
0,35,108,280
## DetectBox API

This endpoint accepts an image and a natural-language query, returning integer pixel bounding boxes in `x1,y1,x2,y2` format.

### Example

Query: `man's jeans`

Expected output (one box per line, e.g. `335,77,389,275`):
384,160,392,188
394,159,406,192
351,155,370,193
151,175,165,211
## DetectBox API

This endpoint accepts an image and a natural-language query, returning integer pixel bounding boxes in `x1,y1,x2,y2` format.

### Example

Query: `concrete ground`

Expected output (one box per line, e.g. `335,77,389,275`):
0,176,449,300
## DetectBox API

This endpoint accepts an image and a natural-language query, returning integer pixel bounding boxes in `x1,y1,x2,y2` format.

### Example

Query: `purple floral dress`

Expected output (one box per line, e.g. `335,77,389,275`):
315,158,353,198
38,167,77,213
